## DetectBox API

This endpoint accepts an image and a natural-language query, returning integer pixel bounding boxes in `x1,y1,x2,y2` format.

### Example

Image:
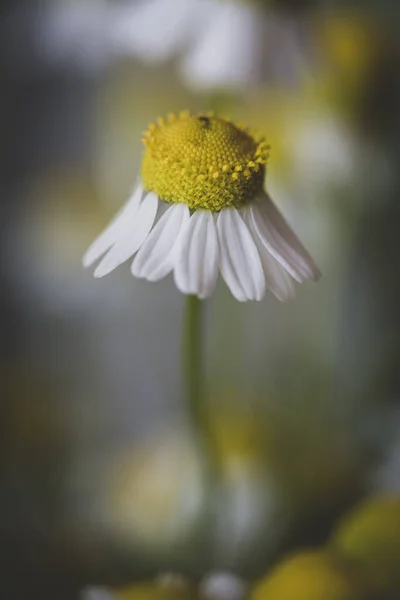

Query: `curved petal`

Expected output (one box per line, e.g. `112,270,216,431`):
250,193,321,283
82,183,144,268
132,202,190,281
217,208,265,302
93,192,158,278
240,206,295,302
174,210,219,299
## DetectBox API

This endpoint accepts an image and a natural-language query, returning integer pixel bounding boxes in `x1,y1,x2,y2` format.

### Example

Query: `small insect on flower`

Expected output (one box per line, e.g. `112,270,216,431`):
83,112,321,302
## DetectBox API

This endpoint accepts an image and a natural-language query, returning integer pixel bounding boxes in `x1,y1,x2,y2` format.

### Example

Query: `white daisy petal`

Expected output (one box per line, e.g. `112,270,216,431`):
132,202,190,281
250,193,321,283
240,206,295,302
93,192,158,278
174,210,219,299
82,183,144,268
217,208,265,302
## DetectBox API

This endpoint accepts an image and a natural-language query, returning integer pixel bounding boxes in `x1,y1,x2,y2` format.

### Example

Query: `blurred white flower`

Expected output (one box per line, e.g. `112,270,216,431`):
33,0,112,73
212,460,283,567
12,1,127,75
81,588,114,600
84,417,288,568
200,572,248,600
19,0,314,85
372,432,400,493
285,108,394,218
82,572,247,600
289,114,357,196
111,0,314,91
110,0,212,64
102,431,207,552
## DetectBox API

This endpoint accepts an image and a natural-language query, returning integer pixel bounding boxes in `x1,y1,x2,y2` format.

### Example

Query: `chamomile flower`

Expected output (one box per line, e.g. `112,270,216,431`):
83,112,320,302
111,0,313,91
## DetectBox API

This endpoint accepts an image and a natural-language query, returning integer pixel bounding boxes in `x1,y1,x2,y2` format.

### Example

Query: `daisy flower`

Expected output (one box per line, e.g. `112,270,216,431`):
83,111,320,302
110,0,314,91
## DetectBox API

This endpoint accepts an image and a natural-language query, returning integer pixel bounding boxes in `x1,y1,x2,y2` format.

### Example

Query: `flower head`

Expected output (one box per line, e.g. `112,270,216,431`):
141,111,269,211
83,111,320,301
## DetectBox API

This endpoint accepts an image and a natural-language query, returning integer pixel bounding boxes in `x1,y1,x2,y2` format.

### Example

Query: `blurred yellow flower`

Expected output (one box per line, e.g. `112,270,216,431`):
316,13,381,92
209,405,267,466
199,571,248,600
330,495,400,594
251,550,370,600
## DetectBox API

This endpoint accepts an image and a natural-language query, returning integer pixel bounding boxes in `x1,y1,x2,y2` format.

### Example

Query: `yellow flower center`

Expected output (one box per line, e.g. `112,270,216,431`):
141,111,270,211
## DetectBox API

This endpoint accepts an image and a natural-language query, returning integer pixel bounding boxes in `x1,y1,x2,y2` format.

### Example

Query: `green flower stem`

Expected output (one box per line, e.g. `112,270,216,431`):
183,295,220,472
183,294,218,567
184,294,206,439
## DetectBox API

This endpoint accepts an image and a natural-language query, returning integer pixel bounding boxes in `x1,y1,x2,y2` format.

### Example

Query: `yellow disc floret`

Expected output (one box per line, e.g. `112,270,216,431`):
141,111,270,211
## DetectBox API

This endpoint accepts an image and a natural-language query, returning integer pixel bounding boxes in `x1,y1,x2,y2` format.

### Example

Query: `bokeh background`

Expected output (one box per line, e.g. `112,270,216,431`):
1,1,400,599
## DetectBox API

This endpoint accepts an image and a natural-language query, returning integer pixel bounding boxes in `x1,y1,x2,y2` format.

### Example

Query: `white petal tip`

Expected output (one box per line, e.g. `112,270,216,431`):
278,289,296,303
130,264,141,278
131,263,163,282
82,250,97,269
282,259,321,285
311,266,322,282
82,252,101,270
300,263,322,283
93,266,111,279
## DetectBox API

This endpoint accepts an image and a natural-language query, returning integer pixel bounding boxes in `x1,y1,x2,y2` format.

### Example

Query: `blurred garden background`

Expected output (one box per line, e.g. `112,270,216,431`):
1,1,400,598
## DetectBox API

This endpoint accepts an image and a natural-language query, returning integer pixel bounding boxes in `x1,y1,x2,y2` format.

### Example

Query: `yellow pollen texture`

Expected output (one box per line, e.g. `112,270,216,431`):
141,111,270,211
